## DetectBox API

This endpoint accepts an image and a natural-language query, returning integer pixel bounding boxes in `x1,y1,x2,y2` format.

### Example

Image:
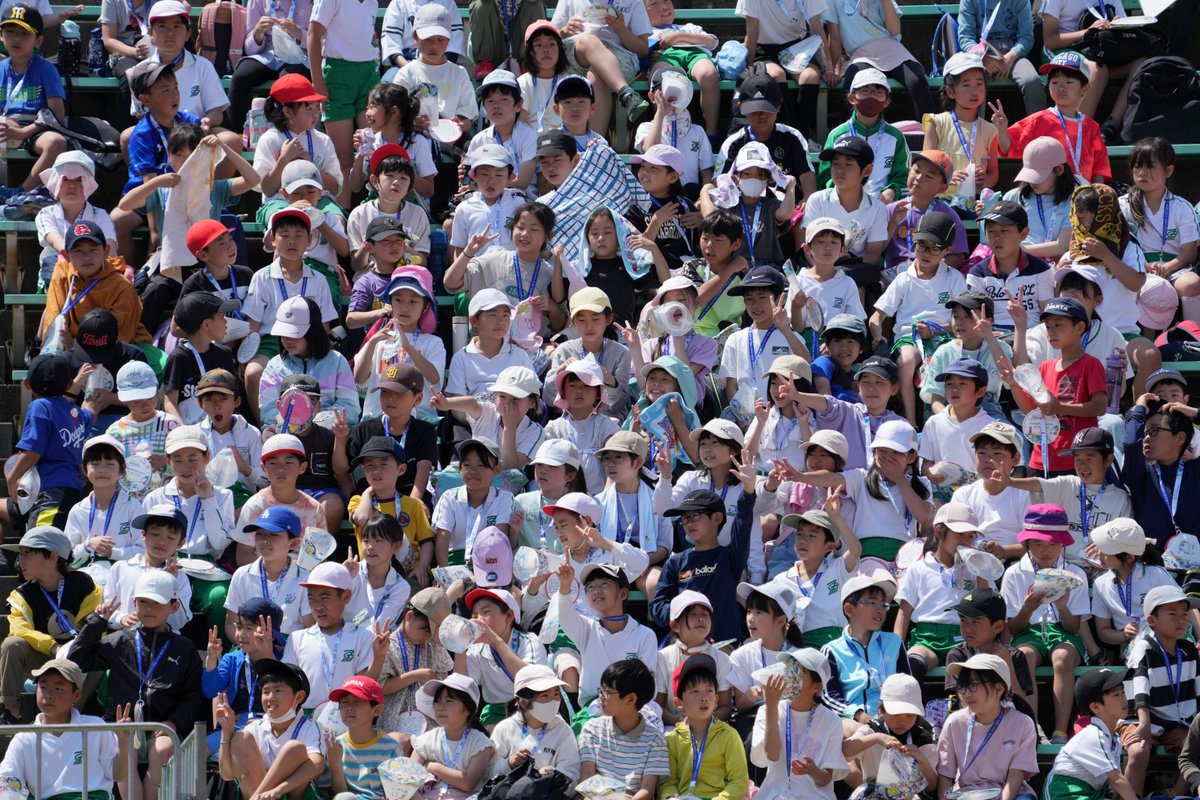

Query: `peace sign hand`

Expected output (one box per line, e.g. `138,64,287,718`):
344,546,361,578
988,100,1008,128
331,408,350,440
733,448,757,492
465,224,501,258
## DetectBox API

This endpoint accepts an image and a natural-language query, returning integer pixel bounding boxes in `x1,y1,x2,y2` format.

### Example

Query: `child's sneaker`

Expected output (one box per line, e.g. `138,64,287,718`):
0,185,21,200
620,88,650,123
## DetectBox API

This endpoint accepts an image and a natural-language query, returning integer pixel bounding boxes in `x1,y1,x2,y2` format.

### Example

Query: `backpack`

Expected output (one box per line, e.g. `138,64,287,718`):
1121,56,1200,144
929,5,960,77
196,0,247,76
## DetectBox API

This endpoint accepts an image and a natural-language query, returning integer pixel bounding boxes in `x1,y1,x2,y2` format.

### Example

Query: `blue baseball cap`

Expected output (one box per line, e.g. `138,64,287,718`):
244,506,302,538
1042,296,1089,323
936,357,988,384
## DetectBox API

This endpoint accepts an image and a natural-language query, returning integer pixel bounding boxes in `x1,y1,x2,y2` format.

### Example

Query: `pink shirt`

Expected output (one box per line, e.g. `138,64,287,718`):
936,707,1039,794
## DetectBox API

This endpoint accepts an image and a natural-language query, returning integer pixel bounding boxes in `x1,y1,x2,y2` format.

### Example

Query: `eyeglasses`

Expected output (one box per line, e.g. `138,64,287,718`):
955,681,984,695
915,241,948,254
678,511,711,524
852,600,892,611
1144,426,1174,438
597,688,620,700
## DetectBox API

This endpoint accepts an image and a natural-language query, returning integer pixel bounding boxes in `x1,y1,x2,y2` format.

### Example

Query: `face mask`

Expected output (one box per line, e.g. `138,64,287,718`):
267,704,299,724
529,700,560,724
854,97,886,118
739,178,765,198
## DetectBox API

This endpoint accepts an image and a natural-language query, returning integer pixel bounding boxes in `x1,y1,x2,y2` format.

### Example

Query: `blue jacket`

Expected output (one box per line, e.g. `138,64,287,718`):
1121,404,1200,548
201,644,285,714
956,0,1034,57
822,628,910,719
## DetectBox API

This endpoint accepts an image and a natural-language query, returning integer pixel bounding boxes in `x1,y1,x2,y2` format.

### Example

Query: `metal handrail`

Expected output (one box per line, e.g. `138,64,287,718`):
161,723,207,800
0,721,180,800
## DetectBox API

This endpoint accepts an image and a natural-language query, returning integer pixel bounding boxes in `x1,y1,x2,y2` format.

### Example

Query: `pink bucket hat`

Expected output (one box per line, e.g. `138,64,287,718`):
553,358,609,411
1018,503,1073,546
392,264,437,334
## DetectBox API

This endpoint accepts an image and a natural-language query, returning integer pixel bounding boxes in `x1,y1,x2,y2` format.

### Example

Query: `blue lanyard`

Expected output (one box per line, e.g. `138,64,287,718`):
171,493,204,549
277,276,308,304
616,491,637,545
1054,108,1085,174
39,579,77,636
493,128,517,172
844,632,882,693
1159,194,1173,252
1115,567,1137,621
513,253,541,302
259,559,290,602
398,631,420,699
441,729,471,771
536,493,550,546
382,415,411,451
689,719,712,790
205,269,245,320
662,333,696,356
89,491,119,539
1034,194,1055,241
848,115,884,154
794,557,827,599
738,201,762,269
490,631,521,682
1079,483,1106,546
962,709,1006,774
950,111,979,162
135,630,171,700
371,577,397,621
1155,637,1184,713
61,277,101,320
321,627,345,689
520,722,548,753
148,114,170,158
708,479,731,505
2,68,28,116
748,325,777,374
244,659,258,718
284,129,315,160
1151,462,1184,534
269,0,299,21
885,481,913,535
696,270,739,322
784,707,816,789
534,76,558,131
181,341,208,382
126,0,148,31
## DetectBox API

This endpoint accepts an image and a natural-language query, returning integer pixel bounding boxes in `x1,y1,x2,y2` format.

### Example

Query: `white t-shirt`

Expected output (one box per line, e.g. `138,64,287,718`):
346,567,411,628
751,702,848,800
467,122,539,173
466,630,548,703
950,480,1030,549
430,486,515,553
468,401,545,459
1042,0,1125,33
63,489,145,564
449,190,526,252
801,188,889,258
896,552,979,625
874,263,969,330
142,481,235,557
518,73,564,133
551,591,658,701
243,713,323,761
394,59,478,121
254,127,343,203
746,408,809,471
1076,241,1145,334
1001,554,1090,624
735,0,827,45
0,710,116,798
132,50,227,118
634,118,715,188
281,622,376,708
917,409,993,474
310,0,379,61
380,0,465,62
1031,476,1132,565
1090,564,1176,629
360,329,446,421
366,130,439,183
843,468,931,542
770,554,854,632
718,325,797,401
225,558,311,634
550,0,652,60
412,728,493,789
303,209,348,269
793,270,867,321
36,203,116,268
1120,191,1200,260
727,639,785,694
489,716,580,782
445,341,535,398
243,260,339,329
1051,719,1124,787
346,199,432,258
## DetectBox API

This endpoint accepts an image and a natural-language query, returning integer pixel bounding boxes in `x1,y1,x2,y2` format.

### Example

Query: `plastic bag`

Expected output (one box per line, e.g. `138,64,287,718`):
40,314,67,355
716,40,749,80
272,25,305,64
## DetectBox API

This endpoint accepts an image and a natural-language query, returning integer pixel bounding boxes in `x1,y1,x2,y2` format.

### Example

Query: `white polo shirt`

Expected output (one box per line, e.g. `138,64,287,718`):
310,0,379,62
243,713,323,760
466,630,548,704
282,621,376,708
801,187,889,258
430,486,514,553
0,709,117,798
225,558,311,634
133,50,228,118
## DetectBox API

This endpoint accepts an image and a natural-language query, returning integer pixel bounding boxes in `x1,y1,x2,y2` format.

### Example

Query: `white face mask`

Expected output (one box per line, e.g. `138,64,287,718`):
529,700,560,724
739,178,765,198
267,704,299,724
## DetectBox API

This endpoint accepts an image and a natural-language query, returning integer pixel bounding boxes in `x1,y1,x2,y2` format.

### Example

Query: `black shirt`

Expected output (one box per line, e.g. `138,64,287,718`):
162,341,237,409
180,264,255,312
625,197,699,275
295,424,338,491
584,255,646,326
734,195,786,268
721,123,814,179
346,415,439,496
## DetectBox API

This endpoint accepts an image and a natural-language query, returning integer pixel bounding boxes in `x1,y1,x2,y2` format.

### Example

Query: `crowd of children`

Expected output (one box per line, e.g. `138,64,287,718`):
8,0,1200,797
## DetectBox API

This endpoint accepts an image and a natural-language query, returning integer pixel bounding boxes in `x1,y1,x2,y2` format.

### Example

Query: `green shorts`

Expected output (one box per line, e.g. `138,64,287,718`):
1122,331,1141,342
548,626,577,654
907,621,963,661
653,47,714,76
322,58,379,122
563,34,639,82
1045,772,1109,800
481,701,509,727
860,537,905,562
448,549,466,567
1012,622,1084,662
802,625,842,649
255,333,281,359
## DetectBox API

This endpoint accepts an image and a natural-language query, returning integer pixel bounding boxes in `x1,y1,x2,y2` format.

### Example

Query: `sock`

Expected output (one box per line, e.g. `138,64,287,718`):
1182,294,1200,323
618,86,635,103
797,84,819,140
908,653,928,683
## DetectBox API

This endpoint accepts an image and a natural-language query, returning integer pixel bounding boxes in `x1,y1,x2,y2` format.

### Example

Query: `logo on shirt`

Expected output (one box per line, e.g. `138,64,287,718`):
937,292,951,304
73,751,83,765
486,515,498,526
397,511,411,527
190,86,200,97
341,650,354,662
679,563,718,581
827,579,839,595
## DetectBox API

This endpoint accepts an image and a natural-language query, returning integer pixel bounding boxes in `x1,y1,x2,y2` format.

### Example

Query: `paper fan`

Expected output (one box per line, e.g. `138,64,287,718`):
395,710,428,737
1033,568,1084,603
894,539,925,574
929,461,973,486
431,119,462,143
278,386,315,434
956,546,1004,582
1021,409,1061,446
1164,533,1200,570
79,560,112,589
576,774,629,800
297,527,337,572
377,757,432,800
119,456,152,495
314,700,347,737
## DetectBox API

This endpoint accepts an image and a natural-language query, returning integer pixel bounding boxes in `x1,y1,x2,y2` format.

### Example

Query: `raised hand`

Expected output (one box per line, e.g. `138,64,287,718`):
733,448,757,491
464,224,501,258
215,692,234,732
95,594,121,621
344,546,361,578
206,625,223,667
331,408,350,440
988,100,1007,128
763,673,786,706
554,561,575,594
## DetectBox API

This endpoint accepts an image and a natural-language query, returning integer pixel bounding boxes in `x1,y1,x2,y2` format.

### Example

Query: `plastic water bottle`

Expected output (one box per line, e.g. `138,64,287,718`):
87,27,107,76
243,98,269,150
1105,347,1124,414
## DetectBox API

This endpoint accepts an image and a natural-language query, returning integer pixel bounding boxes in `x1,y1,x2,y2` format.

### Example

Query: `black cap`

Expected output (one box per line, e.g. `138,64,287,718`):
129,61,175,97
946,290,995,317
26,352,73,397
536,130,577,159
553,73,594,102
664,489,727,517
1,4,43,35
253,659,311,699
1043,296,1089,323
65,220,106,250
913,211,957,250
728,265,786,295
819,135,874,167
238,597,284,631
364,216,410,242
279,373,321,397
857,355,900,382
947,588,1007,621
935,357,988,384
352,434,406,467
579,562,630,588
737,74,782,114
1061,426,1115,456
174,291,239,335
1074,667,1125,711
73,308,120,364
982,199,1029,230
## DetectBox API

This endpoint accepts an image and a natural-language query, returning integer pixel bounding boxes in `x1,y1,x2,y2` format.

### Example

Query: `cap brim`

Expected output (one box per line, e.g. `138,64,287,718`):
73,340,117,364
1,20,39,35
739,100,779,114
469,158,512,171
283,179,323,194
414,25,451,39
947,600,987,617
270,321,308,338
1014,165,1054,184
880,698,924,716
372,381,415,394
536,146,570,158
981,213,1021,228
262,448,307,461
133,592,172,604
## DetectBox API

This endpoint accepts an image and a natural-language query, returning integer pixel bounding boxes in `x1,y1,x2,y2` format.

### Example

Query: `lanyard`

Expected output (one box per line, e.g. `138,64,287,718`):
1155,637,1184,716
181,341,208,382
2,68,28,116
205,269,245,320
284,129,315,160
259,559,290,602
534,76,558,131
979,0,1004,41
489,631,521,682
649,196,694,256
277,275,309,304
708,479,732,505
321,626,345,689
1151,462,1184,533
244,659,258,718
1034,194,1051,239
848,116,885,155
39,579,77,636
126,0,148,33
441,729,471,772
269,0,299,21
616,491,637,545
794,557,827,599
663,333,696,357
369,577,397,620
513,253,541,302
148,114,170,159
861,410,875,467
382,415,411,451
171,493,204,549
580,340,605,370
773,411,799,453
1054,108,1085,175
398,631,420,699
689,719,712,790
61,277,102,320
748,326,777,375
135,630,171,700
738,201,762,269
493,129,518,173
962,709,1006,775
950,111,979,162
1115,568,1137,621
885,481,913,535
536,493,551,546
696,269,740,322
1159,194,1173,252
784,707,816,791
1079,483,1106,546
89,492,120,539
520,722,548,753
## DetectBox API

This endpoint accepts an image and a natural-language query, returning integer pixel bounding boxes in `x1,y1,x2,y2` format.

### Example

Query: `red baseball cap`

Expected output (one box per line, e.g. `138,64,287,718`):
370,143,412,177
186,218,229,257
269,73,326,104
329,675,384,704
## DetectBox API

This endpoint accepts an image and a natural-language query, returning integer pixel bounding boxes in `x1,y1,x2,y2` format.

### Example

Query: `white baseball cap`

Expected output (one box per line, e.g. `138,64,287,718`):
148,0,188,20
736,581,800,621
281,159,323,195
489,365,541,398
946,653,1011,690
514,664,566,695
1143,584,1200,616
469,143,513,172
116,360,158,402
942,51,986,78
530,439,581,469
932,501,981,533
689,418,746,447
468,288,513,317
1054,263,1104,289
164,424,209,455
134,570,177,604
669,589,712,622
869,419,918,453
850,68,889,92
879,673,924,716
300,561,352,592
1089,518,1153,556
416,673,480,719
262,433,306,461
270,295,312,338
840,570,898,604
799,430,850,463
780,647,830,684
805,217,847,245
412,3,452,39
542,492,601,522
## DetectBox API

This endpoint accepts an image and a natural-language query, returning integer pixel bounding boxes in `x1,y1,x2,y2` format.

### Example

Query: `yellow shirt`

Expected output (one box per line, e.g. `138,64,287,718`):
347,493,434,553
659,718,749,800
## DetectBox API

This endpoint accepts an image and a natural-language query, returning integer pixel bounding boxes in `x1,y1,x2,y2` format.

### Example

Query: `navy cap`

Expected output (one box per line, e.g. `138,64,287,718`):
936,357,988,384
728,265,786,295
26,352,73,397
244,506,302,538
553,73,594,102
1061,426,1115,455
913,211,957,250
237,597,285,630
65,220,106,250
353,434,407,467
1043,296,1089,323
981,199,1029,230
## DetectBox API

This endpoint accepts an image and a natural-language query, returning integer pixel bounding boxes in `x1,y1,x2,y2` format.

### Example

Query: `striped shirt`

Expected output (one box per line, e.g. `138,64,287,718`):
578,716,670,794
335,732,407,800
1131,634,1198,727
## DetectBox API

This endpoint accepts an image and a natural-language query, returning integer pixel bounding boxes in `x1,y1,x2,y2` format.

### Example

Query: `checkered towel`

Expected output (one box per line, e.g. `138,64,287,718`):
548,140,648,266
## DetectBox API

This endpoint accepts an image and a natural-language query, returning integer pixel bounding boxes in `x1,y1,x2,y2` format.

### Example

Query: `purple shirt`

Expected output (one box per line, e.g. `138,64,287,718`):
884,198,970,269
349,269,392,314
813,395,904,471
